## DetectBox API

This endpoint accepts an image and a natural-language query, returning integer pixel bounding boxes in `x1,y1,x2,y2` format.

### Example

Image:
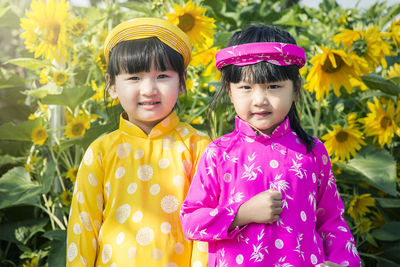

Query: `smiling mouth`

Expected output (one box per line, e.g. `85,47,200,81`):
139,101,160,105
252,111,271,116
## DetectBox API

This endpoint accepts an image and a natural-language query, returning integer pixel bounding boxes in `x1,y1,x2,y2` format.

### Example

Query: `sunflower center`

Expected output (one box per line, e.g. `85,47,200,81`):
335,131,349,143
36,129,46,139
178,14,195,32
72,123,84,136
380,116,392,129
321,54,344,73
44,21,61,46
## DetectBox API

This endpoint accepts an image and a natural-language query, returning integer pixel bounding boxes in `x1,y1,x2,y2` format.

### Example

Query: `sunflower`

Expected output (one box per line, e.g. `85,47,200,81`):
166,0,216,51
332,27,394,70
357,218,372,233
90,80,105,101
94,50,107,75
347,193,375,221
305,47,358,100
31,126,48,146
39,67,50,84
66,166,78,183
60,190,72,206
322,124,366,162
191,46,220,79
23,257,38,267
361,98,399,146
371,210,385,229
390,18,400,47
64,115,90,139
70,18,87,36
387,63,400,79
20,0,72,63
53,71,68,86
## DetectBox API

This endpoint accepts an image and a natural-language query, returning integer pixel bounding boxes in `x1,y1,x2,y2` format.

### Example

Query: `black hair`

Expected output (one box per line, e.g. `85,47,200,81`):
208,25,315,152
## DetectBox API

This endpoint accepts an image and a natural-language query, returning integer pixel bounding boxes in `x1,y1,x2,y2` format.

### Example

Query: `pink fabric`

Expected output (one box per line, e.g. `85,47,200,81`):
181,117,361,267
215,42,306,70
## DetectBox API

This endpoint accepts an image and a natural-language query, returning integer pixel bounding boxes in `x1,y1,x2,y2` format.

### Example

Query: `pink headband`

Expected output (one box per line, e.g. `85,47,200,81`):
215,42,306,71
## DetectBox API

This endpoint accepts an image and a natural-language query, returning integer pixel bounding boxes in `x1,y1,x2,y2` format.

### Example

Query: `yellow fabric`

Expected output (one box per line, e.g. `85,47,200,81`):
66,111,210,267
104,18,192,67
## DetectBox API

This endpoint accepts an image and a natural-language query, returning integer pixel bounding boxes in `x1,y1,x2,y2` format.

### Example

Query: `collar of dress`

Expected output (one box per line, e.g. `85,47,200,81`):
119,111,180,139
235,116,291,141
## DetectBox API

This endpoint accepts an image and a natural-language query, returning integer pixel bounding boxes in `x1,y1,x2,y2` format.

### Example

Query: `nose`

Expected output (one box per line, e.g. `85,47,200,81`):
253,88,268,106
141,78,158,96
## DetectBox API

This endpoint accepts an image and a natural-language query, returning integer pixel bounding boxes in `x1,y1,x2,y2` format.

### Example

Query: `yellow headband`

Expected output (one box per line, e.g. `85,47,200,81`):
104,18,192,67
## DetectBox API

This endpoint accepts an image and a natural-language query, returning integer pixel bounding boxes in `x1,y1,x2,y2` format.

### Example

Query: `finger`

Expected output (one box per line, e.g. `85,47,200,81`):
271,214,280,221
272,207,282,214
272,200,282,206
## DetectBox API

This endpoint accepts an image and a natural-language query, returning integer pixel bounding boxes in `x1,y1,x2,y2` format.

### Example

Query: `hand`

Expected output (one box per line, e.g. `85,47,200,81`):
231,189,282,228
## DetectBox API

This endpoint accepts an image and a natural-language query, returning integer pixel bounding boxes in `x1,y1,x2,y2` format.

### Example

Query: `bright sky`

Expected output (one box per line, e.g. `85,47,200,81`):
300,0,398,9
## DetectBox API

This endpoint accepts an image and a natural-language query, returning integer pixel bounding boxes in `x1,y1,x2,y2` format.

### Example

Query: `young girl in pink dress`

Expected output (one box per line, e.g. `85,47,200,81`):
180,25,361,267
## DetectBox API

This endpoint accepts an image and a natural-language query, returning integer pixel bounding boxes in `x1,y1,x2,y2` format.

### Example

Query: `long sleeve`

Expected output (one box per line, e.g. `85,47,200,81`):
66,143,104,266
181,145,243,242
315,141,361,267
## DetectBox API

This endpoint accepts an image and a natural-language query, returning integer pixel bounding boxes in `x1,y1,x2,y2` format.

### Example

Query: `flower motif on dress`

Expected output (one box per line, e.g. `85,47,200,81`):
250,229,269,263
223,151,239,163
346,238,359,257
236,233,250,244
294,233,305,261
328,169,335,188
271,142,287,155
276,218,293,233
228,187,244,205
270,174,290,193
241,152,262,181
274,256,294,267
308,191,316,210
206,147,217,166
289,154,307,179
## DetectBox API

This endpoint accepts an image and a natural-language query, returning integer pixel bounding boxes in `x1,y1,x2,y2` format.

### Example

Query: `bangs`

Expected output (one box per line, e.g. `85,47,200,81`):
107,37,185,76
222,61,299,84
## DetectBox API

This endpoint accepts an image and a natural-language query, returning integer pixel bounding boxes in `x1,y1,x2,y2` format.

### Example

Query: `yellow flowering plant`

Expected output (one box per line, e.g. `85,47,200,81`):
0,0,399,265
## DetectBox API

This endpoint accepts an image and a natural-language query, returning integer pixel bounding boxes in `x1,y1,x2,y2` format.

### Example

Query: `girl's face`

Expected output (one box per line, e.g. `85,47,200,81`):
108,66,183,134
229,79,297,135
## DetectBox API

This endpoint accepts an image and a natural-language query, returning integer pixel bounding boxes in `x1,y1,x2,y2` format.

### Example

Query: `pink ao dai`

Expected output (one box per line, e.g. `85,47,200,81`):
181,116,361,267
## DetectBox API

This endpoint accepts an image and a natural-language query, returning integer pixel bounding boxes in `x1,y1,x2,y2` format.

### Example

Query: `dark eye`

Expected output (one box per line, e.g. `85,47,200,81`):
158,74,169,79
240,85,252,90
128,76,140,81
268,84,281,89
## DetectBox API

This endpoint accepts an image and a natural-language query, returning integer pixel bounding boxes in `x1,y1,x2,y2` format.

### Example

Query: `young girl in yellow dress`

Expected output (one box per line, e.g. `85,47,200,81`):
66,18,210,267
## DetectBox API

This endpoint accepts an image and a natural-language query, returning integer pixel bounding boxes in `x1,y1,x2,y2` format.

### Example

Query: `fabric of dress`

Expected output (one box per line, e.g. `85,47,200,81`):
181,116,361,267
66,111,210,267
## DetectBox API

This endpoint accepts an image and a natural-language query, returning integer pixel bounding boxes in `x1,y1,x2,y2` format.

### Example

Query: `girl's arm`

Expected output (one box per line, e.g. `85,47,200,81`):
66,143,104,266
315,141,361,267
180,145,244,241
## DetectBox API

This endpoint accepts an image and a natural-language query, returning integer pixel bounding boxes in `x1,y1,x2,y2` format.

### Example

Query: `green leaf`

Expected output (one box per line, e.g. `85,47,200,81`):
0,3,20,28
44,230,67,267
336,146,397,196
372,222,400,241
274,9,304,27
376,198,400,208
5,58,52,71
0,119,41,142
0,165,54,209
0,154,22,167
41,85,95,110
0,218,48,245
119,1,153,15
24,83,61,99
61,121,115,151
361,74,400,96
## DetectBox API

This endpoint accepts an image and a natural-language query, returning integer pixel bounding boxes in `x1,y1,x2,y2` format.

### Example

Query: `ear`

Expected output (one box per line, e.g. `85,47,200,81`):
179,71,187,95
106,74,118,99
293,79,301,102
